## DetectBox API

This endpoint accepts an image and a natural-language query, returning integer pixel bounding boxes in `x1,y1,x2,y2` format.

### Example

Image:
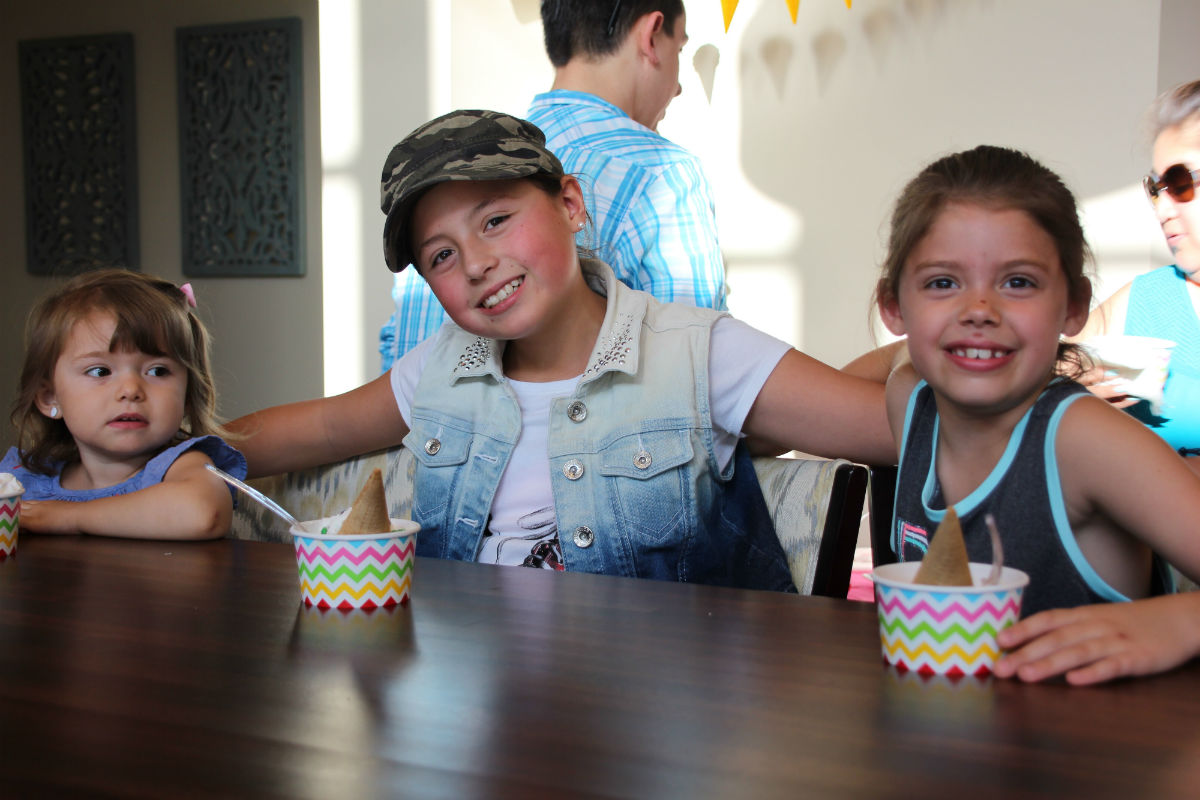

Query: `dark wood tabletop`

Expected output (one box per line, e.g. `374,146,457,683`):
1,534,1198,799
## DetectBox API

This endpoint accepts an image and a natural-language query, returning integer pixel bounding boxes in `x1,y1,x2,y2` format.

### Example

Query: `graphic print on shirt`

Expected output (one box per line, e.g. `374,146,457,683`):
897,518,930,560
487,505,563,571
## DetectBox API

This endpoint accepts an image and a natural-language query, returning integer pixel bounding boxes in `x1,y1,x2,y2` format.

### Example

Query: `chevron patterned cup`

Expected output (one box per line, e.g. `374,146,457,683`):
873,562,1029,677
0,487,20,561
290,516,419,610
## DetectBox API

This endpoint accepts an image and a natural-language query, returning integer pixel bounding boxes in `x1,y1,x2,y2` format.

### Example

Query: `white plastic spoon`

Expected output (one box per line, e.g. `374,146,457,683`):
206,463,302,530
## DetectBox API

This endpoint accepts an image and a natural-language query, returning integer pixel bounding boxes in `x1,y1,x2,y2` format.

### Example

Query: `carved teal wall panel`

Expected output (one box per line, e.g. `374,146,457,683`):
177,18,305,277
19,34,139,275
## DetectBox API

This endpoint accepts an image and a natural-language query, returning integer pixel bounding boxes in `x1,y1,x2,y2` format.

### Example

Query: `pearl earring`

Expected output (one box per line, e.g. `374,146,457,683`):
576,221,585,231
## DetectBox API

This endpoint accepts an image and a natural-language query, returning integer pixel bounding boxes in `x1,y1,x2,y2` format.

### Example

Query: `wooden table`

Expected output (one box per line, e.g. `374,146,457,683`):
1,535,1198,798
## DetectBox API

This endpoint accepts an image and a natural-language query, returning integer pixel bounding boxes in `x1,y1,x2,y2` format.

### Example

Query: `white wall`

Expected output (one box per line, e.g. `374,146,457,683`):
319,0,432,395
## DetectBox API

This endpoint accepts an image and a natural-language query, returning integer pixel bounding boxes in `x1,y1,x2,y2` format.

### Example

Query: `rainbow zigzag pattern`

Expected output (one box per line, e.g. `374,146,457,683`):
293,535,415,610
876,585,1023,677
0,500,18,559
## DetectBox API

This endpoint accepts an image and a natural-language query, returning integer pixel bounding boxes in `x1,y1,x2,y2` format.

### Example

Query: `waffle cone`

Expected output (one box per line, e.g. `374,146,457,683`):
340,468,392,535
913,507,974,586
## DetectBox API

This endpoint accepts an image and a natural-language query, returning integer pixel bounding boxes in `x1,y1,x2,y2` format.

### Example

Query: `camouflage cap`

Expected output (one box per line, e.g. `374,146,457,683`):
380,109,565,272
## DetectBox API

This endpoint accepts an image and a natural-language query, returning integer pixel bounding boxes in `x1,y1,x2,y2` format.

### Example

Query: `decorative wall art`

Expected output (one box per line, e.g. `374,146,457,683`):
19,34,139,275
177,17,305,277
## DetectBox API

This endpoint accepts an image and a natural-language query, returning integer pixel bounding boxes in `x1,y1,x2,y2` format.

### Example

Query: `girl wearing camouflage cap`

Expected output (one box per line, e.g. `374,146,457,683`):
231,109,893,588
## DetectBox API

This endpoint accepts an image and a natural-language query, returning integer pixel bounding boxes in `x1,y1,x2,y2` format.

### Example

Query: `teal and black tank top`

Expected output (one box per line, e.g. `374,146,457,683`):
891,380,1172,617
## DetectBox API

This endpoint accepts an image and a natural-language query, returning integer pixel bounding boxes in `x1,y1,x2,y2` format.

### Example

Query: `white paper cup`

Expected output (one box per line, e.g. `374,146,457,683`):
290,515,419,610
0,489,21,560
873,562,1029,677
1081,335,1175,373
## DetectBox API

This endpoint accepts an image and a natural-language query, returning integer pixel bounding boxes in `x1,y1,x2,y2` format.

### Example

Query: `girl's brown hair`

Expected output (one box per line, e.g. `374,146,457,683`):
11,269,223,474
875,145,1094,377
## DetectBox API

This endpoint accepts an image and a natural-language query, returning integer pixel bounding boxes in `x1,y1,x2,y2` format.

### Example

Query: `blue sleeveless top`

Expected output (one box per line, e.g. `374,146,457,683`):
1124,265,1200,455
0,436,246,503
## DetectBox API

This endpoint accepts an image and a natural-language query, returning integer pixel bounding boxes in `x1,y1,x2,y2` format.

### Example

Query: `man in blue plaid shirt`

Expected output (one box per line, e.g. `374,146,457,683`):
379,0,726,371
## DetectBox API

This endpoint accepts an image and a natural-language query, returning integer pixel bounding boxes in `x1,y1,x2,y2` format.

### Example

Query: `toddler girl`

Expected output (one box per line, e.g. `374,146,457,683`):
2,269,246,539
876,145,1200,618
232,109,895,590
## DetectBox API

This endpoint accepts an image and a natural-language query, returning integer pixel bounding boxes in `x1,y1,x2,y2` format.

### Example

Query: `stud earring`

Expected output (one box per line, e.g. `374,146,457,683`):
576,221,585,231
49,406,59,419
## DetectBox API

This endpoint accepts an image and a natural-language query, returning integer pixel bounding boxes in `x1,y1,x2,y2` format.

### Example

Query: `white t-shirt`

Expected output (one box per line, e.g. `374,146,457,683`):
390,316,790,567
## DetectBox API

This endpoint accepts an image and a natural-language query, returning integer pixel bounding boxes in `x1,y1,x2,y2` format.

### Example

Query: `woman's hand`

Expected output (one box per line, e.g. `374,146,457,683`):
994,594,1200,685
1075,365,1139,408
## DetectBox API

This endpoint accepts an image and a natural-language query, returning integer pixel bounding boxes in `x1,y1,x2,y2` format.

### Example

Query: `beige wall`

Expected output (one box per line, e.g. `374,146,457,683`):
0,0,322,452
1160,0,1200,92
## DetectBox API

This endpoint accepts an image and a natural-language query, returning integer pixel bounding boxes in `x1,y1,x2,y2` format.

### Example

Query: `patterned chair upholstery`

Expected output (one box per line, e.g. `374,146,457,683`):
1173,568,1199,593
230,449,867,597
751,456,866,597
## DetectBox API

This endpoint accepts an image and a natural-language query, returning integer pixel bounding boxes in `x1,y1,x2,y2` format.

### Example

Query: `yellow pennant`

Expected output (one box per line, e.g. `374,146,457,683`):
723,0,852,31
722,0,739,31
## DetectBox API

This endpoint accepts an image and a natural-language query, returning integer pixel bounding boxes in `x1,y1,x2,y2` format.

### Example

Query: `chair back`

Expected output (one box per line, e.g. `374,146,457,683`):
752,456,867,597
867,464,899,567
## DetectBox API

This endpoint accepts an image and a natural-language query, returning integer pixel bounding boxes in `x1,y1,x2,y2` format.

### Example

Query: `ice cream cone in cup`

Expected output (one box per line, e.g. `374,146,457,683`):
873,562,1029,677
0,473,24,561
340,468,392,534
874,509,1028,677
289,469,419,610
913,508,973,586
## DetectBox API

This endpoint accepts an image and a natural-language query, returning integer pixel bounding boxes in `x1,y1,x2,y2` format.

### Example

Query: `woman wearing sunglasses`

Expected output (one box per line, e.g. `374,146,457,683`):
1076,79,1200,467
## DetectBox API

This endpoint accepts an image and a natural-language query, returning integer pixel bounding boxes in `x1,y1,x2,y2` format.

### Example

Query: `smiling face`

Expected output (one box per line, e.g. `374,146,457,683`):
39,311,188,476
880,202,1090,420
410,176,591,346
1151,123,1200,277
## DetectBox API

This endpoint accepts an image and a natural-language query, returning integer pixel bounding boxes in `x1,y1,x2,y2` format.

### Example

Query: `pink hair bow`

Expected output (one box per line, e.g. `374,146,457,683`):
180,283,197,308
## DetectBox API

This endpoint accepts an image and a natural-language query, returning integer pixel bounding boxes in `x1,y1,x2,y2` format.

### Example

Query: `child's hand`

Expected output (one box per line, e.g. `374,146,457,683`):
16,499,82,535
994,594,1200,685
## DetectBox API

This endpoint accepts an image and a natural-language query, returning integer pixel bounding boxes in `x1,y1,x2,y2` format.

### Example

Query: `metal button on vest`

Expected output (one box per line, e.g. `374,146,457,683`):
566,400,587,422
573,526,595,548
563,459,584,480
633,450,652,470
424,438,441,456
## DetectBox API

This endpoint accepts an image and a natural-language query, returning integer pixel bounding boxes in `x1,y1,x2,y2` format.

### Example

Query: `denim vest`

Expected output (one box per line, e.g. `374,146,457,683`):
403,259,794,591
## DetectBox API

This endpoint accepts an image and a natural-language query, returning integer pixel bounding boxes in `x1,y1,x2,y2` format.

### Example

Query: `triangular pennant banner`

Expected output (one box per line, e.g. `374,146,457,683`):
722,0,739,32
722,0,852,31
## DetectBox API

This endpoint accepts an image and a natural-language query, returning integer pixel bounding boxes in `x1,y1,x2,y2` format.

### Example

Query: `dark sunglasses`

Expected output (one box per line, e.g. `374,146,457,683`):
1143,163,1200,204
